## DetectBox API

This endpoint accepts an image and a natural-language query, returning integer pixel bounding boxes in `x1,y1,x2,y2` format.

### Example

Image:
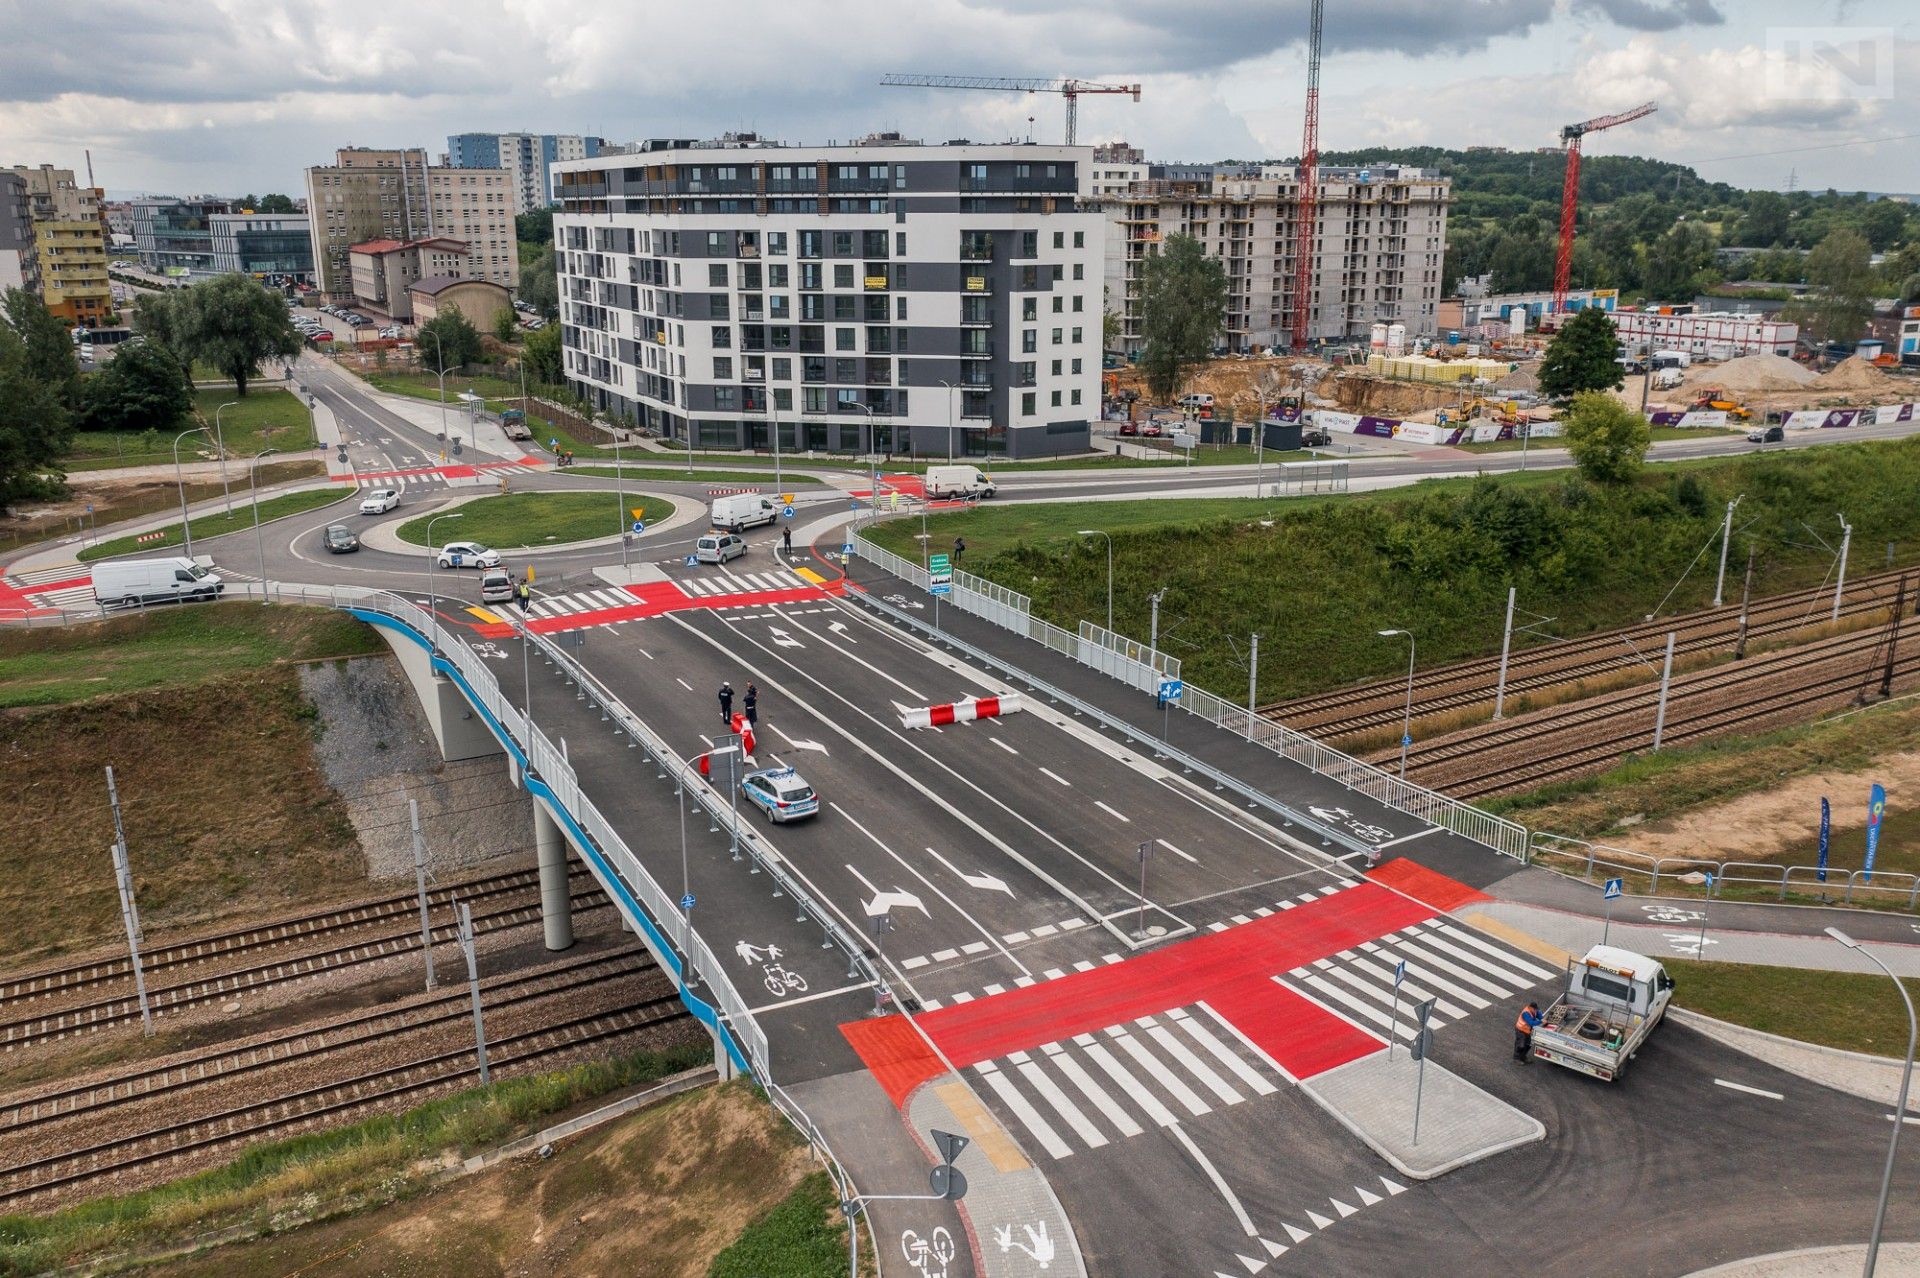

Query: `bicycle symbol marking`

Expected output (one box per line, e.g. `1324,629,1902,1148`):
470,641,507,660
884,593,926,611
903,1226,957,1277
1642,904,1704,925
763,965,809,997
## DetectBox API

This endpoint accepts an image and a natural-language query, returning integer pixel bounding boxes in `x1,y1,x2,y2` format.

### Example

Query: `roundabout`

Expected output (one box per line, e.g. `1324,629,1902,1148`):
384,490,684,556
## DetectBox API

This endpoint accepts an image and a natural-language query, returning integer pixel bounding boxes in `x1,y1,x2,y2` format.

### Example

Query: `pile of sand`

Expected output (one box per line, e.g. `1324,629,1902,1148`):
1819,355,1898,394
1492,363,1540,392
1681,353,1817,393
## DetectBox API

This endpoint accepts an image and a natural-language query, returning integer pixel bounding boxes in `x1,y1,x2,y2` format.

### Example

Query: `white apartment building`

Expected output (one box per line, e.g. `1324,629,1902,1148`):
1090,159,1450,356
303,147,517,300
551,135,1104,459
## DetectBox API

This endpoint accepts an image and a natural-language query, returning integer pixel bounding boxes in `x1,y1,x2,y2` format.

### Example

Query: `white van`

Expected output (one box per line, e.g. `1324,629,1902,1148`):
710,493,777,531
924,464,997,500
92,557,225,607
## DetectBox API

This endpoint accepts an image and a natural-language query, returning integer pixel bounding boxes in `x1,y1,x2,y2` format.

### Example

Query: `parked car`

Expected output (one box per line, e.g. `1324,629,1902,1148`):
359,487,400,515
310,330,334,342
437,541,501,569
694,532,746,564
480,567,516,603
322,524,359,553
1117,420,1139,437
1301,427,1333,447
709,493,777,531
92,557,224,607
740,766,820,824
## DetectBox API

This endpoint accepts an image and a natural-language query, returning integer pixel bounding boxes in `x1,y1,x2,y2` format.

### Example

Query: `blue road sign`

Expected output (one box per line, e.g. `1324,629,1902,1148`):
1603,878,1623,900
930,581,952,596
85,504,93,514
631,519,646,534
1819,796,1831,883
783,504,795,518
1158,678,1184,703
841,541,854,555
680,893,695,911
685,553,699,567
1402,733,1413,748
1393,959,1407,987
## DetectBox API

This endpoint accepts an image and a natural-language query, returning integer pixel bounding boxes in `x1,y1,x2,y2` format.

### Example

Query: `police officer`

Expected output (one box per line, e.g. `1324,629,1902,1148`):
718,681,734,725
782,526,793,557
1514,1001,1543,1063
743,681,759,727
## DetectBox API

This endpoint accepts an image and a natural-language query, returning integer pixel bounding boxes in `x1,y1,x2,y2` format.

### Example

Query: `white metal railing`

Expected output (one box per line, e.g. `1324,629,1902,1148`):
1076,618,1179,695
1533,832,1920,910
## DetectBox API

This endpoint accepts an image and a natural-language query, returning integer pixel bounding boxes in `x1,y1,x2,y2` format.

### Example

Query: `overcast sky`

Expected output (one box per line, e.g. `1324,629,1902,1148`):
3,0,1914,198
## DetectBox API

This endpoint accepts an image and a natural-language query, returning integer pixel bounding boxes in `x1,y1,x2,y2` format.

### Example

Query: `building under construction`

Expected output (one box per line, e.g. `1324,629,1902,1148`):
1088,144,1450,358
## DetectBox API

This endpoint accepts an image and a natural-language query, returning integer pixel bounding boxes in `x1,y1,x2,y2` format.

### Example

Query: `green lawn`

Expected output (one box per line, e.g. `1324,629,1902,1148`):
1670,958,1918,1056
365,369,525,404
59,388,316,471
393,490,674,550
568,464,825,487
0,603,383,707
80,488,349,562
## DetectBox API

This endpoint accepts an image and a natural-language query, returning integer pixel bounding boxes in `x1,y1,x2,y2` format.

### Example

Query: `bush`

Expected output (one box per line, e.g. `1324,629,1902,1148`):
708,1173,848,1278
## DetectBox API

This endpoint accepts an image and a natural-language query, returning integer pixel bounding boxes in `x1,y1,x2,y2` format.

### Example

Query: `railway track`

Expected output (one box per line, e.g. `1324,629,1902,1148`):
1402,625,1920,799
1269,566,1914,741
0,950,661,1137
0,878,612,1051
0,994,689,1207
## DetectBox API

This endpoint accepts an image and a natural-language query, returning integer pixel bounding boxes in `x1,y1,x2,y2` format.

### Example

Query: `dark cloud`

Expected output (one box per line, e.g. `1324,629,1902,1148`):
1570,0,1725,32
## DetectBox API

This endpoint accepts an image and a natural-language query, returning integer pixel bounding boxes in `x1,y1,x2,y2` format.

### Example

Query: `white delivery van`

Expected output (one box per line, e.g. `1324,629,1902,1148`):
924,465,997,500
710,493,778,531
92,557,225,607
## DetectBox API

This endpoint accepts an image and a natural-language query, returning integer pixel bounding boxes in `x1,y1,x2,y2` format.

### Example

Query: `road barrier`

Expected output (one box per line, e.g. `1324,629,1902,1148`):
901,693,1022,728
1532,832,1920,910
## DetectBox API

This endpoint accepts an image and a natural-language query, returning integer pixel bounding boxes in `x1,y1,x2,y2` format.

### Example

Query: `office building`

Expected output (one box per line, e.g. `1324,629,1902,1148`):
551,134,1103,459
1090,159,1450,356
0,172,38,295
210,213,314,283
132,196,232,276
446,132,607,212
3,164,112,324
303,147,516,301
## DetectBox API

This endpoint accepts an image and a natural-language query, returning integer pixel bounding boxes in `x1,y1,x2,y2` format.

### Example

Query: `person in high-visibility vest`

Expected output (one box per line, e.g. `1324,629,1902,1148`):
1514,1001,1543,1063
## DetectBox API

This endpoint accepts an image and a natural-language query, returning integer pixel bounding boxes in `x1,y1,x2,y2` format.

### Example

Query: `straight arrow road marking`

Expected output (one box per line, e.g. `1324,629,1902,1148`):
827,619,856,643
923,846,1015,896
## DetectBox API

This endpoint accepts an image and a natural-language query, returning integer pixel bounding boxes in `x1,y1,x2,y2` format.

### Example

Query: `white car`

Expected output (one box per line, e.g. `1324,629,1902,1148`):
437,541,502,569
694,532,746,564
359,487,401,514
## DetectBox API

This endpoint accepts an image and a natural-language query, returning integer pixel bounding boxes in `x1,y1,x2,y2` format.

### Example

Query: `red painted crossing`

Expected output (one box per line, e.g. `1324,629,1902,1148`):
331,457,543,484
0,572,91,618
469,576,840,638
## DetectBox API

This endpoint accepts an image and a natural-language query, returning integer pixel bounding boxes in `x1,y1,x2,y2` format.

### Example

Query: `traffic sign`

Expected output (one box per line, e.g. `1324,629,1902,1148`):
1413,996,1437,1028
1393,958,1407,988
1158,678,1184,703
680,893,695,910
1402,733,1413,748
1603,878,1623,901
930,581,952,596
1410,1026,1435,1061
931,1129,970,1165
841,542,854,556
632,519,646,534
783,504,795,518
929,553,951,574
685,553,699,566
929,1163,967,1201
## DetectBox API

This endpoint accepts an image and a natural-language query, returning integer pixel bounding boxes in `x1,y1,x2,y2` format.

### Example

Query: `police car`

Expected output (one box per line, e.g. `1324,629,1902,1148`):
739,766,819,824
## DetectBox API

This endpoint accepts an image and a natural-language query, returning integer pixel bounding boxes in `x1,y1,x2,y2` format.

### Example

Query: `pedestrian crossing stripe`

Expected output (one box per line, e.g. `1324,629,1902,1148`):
7,565,86,585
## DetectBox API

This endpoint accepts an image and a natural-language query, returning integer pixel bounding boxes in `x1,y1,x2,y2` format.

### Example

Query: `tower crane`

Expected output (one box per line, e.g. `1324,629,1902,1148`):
878,74,1141,146
1290,0,1324,351
1551,100,1657,315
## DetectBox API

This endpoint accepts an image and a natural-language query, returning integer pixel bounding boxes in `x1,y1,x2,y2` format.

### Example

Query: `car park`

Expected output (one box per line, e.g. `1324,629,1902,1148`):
322,524,359,553
739,766,819,823
359,487,400,514
694,532,746,564
437,541,501,569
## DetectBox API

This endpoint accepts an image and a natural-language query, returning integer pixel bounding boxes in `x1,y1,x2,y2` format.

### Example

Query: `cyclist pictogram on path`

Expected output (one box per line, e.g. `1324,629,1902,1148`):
737,941,809,998
903,1226,957,1277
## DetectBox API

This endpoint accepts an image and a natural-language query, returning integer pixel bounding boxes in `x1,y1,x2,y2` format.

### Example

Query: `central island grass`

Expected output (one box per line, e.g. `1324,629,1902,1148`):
1670,958,1919,1056
393,490,674,549
79,486,349,562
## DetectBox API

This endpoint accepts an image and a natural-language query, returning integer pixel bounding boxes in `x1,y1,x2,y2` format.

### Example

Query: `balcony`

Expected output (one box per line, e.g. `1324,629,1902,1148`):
960,308,994,328
960,372,993,389
958,341,994,360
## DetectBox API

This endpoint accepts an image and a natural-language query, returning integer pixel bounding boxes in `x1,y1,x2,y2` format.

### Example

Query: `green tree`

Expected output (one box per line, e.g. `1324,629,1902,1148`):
522,322,563,385
520,246,558,318
1136,234,1227,402
1486,216,1555,294
171,273,300,396
1860,200,1908,253
1561,390,1649,485
254,193,297,214
1737,191,1790,247
1537,308,1623,401
76,339,192,433
3,288,80,408
515,207,555,246
132,290,183,353
492,305,519,343
1643,222,1716,300
418,309,482,374
0,321,72,513
1785,227,1875,346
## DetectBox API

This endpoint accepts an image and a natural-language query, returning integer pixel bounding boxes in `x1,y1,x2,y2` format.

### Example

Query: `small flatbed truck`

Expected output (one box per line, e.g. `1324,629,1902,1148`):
1531,944,1673,1082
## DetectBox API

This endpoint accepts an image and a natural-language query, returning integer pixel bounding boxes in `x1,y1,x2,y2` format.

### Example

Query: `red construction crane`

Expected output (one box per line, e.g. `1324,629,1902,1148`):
1551,100,1657,315
1290,0,1325,351
878,74,1141,146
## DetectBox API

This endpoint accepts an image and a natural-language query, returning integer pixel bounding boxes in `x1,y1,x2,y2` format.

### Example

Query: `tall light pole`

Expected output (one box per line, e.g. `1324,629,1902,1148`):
678,742,739,988
424,512,463,654
1078,529,1113,632
248,447,280,603
212,401,239,514
1379,628,1416,779
424,327,451,450
937,378,958,461
172,426,211,558
850,401,877,461
1824,925,1915,1278
612,426,630,576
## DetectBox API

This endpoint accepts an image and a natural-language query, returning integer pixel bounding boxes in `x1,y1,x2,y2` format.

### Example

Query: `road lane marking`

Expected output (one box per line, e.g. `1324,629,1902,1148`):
1714,1079,1784,1101
744,980,870,1014
675,677,693,691
1016,1059,1108,1149
1039,767,1071,786
1373,826,1444,850
1170,1012,1278,1097
1048,1046,1144,1137
977,1066,1072,1159
1093,800,1130,823
990,737,1019,755
1168,1122,1258,1238
1113,1029,1210,1117
1156,837,1198,863
1083,1041,1179,1127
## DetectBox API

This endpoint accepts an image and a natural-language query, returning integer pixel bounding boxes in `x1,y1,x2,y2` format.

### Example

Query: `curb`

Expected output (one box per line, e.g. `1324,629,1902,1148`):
461,1065,716,1172
1668,1006,1913,1068
1296,1067,1546,1182
1684,1243,1920,1277
361,488,698,557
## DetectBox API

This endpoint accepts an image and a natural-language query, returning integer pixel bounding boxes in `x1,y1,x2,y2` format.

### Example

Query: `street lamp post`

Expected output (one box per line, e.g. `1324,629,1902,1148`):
171,426,211,559
1379,628,1417,780
678,743,740,987
1078,529,1114,633
213,401,239,514
937,378,958,461
1824,925,1916,1278
850,401,877,462
248,448,280,603
613,427,630,576
424,328,451,450
424,512,464,654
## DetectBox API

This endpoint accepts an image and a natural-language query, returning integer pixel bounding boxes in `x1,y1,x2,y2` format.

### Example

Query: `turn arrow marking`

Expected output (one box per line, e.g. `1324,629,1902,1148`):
768,626,803,649
923,846,1015,897
773,724,829,754
827,620,856,644
844,864,931,918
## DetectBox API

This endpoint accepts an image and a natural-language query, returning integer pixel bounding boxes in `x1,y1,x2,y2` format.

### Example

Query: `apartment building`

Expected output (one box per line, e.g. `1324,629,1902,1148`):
551,134,1103,459
4,163,112,323
303,147,516,300
348,236,470,320
0,172,37,294
446,132,608,213
1090,159,1450,356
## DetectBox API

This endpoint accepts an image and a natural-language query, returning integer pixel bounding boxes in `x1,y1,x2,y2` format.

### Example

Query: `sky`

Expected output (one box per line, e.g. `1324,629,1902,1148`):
2,0,1915,199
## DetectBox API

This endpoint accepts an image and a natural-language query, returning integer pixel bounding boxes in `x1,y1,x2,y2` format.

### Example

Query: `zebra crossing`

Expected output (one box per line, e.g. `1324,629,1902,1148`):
524,587,642,619
677,570,807,597
518,571,818,621
1276,916,1556,1043
4,565,94,610
355,471,453,491
967,1003,1284,1160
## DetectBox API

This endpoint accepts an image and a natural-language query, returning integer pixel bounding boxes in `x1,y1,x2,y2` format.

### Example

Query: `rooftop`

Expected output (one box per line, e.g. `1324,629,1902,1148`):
408,273,505,296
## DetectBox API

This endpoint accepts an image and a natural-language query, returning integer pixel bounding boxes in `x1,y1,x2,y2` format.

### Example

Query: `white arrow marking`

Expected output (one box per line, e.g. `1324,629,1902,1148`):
768,626,802,649
773,724,829,754
844,863,930,918
828,619,856,643
923,846,1015,896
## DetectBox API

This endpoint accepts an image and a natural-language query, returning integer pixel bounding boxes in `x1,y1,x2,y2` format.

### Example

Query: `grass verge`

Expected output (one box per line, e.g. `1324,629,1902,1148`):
1670,958,1918,1056
392,491,674,550
570,465,826,487
79,487,348,562
708,1172,850,1278
0,1043,710,1278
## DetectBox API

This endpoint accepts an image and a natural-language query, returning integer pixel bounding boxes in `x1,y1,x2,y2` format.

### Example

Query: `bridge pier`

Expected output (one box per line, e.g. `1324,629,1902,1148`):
714,1033,740,1081
370,627,504,763
533,801,574,952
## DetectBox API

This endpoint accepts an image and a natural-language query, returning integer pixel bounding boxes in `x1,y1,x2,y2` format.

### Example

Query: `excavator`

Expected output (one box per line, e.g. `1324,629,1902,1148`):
1689,388,1753,421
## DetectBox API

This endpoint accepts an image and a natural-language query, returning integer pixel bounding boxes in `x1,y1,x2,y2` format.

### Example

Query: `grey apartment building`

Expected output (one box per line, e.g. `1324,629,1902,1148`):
1091,152,1450,356
551,135,1103,459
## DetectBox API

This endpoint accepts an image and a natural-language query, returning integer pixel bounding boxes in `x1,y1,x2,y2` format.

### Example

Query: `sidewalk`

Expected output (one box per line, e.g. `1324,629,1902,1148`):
1301,1052,1543,1180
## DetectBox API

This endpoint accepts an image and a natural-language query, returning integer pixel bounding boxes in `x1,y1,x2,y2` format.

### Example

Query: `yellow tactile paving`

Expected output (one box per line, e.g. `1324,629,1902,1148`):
934,1081,1030,1173
1461,909,1573,967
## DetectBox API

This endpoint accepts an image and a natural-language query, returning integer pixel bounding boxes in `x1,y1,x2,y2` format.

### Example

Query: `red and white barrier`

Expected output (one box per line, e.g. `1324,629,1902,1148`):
901,693,1023,729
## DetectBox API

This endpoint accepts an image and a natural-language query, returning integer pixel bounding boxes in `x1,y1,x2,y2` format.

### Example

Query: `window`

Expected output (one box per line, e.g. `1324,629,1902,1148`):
711,295,731,319
803,356,827,381
706,231,726,252
833,295,856,320
803,386,828,412
896,296,908,321
836,328,855,351
895,231,906,255
800,262,822,290
1052,297,1063,314
1016,163,1030,178
772,357,791,380
1071,358,1082,374
1051,390,1062,407
1073,263,1084,280
713,356,733,379
836,387,860,408
768,232,787,255
1022,298,1037,321
774,387,793,411
800,230,822,258
715,387,737,409
1073,230,1085,248
1019,231,1037,258
1053,231,1064,249
863,229,888,257
1050,359,1062,376
835,358,857,381
768,263,789,288
1017,361,1036,387
834,263,854,289
832,231,854,256
1072,295,1084,313
713,326,732,348
967,163,987,183
1022,330,1037,354
708,263,727,286
1051,327,1063,345
1051,264,1064,282
1072,326,1083,344
801,295,825,321
1071,389,1082,405
1022,392,1036,415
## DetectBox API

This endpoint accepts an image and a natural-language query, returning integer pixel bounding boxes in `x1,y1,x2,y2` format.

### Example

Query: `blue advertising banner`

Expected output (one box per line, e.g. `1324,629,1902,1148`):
1865,784,1887,882
1818,797,1831,883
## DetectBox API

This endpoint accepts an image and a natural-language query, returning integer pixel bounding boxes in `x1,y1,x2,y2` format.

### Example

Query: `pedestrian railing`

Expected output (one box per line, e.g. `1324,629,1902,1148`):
1531,832,1920,911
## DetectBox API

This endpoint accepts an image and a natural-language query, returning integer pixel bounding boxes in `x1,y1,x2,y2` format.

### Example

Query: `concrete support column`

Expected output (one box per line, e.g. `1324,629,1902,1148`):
533,801,574,952
714,1031,740,1082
